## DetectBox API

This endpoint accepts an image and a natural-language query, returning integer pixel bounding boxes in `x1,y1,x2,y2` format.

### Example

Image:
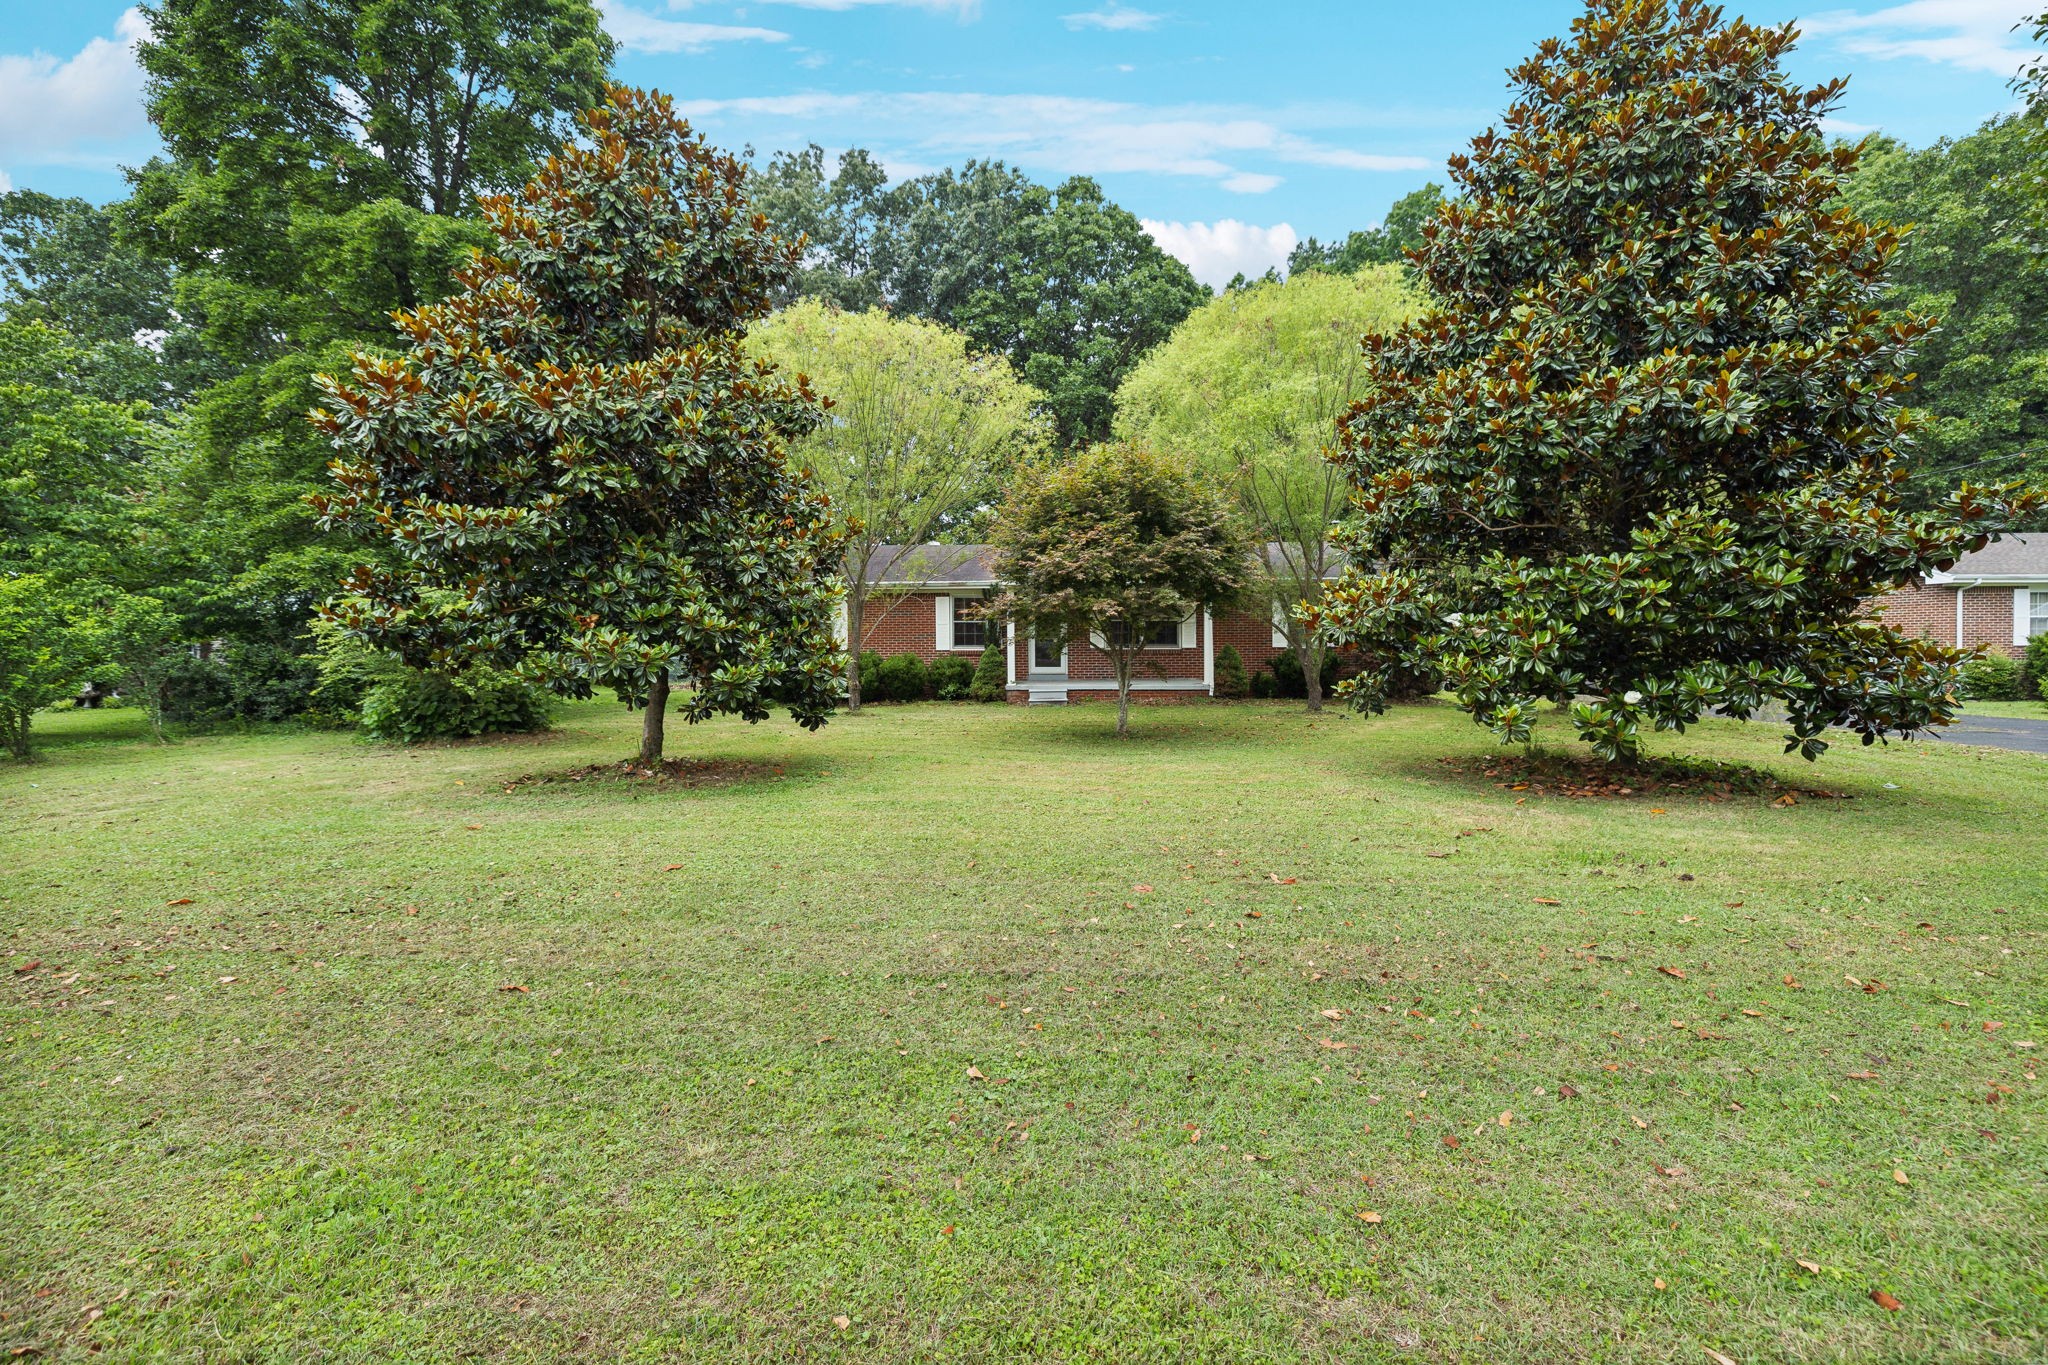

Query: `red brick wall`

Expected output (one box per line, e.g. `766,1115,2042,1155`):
1215,605,1285,672
853,592,998,665
1870,582,2022,657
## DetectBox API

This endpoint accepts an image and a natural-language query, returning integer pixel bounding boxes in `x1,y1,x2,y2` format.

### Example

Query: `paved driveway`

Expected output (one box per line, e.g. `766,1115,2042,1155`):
1927,713,2048,755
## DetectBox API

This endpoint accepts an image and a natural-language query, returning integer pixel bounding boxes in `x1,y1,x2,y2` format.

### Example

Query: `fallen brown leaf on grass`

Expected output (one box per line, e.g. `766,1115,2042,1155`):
832,1315,851,1330
1355,1210,1382,1224
1557,1084,1580,1099
499,983,529,993
1983,1020,2004,1033
664,864,683,872
1267,874,1297,885
1783,975,1802,989
1871,1289,1902,1312
1320,1008,1348,1020
1845,1070,1879,1080
1741,1008,1764,1017
1132,884,1153,894
1319,1039,1353,1050
1533,897,1562,906
166,898,193,906
966,1066,986,1082
1892,1169,1910,1185
13,961,39,974
1441,1134,1461,1149
1704,1349,1738,1365
1498,1111,1513,1127
1796,1258,1820,1274
1657,966,1687,979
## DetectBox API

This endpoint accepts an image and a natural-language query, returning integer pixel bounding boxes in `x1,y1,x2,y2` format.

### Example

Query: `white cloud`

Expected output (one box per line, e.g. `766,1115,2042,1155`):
1802,1,2042,77
600,0,787,53
1063,6,1163,31
1142,218,1297,289
0,168,12,194
0,8,153,170
675,91,1434,191
1221,171,1281,193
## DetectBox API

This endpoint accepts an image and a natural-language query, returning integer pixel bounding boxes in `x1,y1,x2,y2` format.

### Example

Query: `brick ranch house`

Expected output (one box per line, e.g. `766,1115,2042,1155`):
1873,534,2048,656
843,544,1319,704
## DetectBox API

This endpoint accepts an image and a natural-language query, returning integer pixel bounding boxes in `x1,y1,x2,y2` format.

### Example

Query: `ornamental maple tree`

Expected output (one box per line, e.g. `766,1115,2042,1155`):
990,443,1252,737
311,86,844,763
1316,0,2047,762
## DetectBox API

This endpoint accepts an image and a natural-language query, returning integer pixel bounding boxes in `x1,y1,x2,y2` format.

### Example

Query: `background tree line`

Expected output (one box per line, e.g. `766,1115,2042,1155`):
4,0,2045,757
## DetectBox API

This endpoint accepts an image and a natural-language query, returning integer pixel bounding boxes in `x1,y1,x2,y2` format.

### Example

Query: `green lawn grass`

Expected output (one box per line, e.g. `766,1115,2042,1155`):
1958,700,2048,720
3,699,2042,1363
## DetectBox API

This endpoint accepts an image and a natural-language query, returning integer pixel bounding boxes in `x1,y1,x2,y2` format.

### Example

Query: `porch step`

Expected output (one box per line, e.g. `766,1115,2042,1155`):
1019,680,1070,705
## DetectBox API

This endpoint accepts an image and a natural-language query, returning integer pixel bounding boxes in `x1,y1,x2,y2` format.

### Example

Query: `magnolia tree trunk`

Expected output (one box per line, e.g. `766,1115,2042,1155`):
640,673,670,765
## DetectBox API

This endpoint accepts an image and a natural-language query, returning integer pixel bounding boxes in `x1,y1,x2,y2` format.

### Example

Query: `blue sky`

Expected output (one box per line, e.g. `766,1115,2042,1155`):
2,1,2040,286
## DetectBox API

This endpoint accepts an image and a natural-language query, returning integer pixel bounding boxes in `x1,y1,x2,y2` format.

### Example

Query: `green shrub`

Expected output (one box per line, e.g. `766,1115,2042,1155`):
1958,652,2023,701
855,649,883,703
2021,633,2048,702
930,654,976,700
160,640,323,724
873,653,929,703
359,668,553,743
1268,650,1340,699
1249,667,1278,699
1214,644,1248,699
969,640,1006,702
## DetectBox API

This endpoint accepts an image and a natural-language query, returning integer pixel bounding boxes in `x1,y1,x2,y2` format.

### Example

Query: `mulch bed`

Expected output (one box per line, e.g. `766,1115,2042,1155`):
502,757,785,792
1434,751,1852,804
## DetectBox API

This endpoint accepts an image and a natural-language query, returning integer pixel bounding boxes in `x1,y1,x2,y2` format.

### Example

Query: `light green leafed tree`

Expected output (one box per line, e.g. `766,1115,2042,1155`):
1115,266,1419,711
748,299,1049,710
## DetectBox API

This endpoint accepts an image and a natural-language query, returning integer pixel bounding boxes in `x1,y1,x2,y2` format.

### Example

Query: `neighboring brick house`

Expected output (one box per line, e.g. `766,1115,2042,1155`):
1872,534,2048,657
843,543,1318,704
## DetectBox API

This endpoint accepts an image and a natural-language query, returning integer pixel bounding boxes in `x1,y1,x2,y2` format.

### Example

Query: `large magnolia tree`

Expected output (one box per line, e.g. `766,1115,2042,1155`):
311,86,844,764
1115,267,1417,711
1317,0,2045,762
747,299,1047,710
990,443,1252,737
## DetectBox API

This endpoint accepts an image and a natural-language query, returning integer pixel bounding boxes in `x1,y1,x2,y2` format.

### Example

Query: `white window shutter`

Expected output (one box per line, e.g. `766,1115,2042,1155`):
2018,588,2031,646
833,602,849,647
935,595,953,651
1271,603,1290,649
1178,613,1197,649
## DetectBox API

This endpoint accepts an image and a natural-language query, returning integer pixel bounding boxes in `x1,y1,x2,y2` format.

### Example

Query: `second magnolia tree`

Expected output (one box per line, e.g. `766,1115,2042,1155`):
1316,0,2045,762
311,87,845,764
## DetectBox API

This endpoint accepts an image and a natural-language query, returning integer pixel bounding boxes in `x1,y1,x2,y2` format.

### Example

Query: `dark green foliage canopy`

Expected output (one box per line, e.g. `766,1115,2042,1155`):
748,151,1206,446
1318,0,2046,762
1287,183,1447,277
123,0,611,648
312,88,845,752
1844,119,2048,511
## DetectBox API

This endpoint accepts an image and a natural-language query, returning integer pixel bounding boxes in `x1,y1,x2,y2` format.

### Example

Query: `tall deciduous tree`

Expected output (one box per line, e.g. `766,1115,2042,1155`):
0,576,101,762
749,156,1206,446
312,87,845,765
1115,267,1418,711
990,444,1252,737
1843,121,2048,510
747,299,1048,710
1318,0,2045,763
126,0,611,654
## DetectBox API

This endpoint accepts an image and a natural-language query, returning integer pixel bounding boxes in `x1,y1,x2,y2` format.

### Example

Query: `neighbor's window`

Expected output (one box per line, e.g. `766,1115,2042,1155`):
2031,590,2048,639
951,595,1000,650
1106,618,1182,648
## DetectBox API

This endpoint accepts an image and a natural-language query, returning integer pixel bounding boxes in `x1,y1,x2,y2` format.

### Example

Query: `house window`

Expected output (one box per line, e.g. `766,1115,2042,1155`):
1106,619,1182,649
950,595,1001,650
2031,590,2048,639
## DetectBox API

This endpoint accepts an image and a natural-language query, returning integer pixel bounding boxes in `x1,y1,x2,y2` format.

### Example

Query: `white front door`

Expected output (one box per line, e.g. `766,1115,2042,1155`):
1029,631,1068,676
